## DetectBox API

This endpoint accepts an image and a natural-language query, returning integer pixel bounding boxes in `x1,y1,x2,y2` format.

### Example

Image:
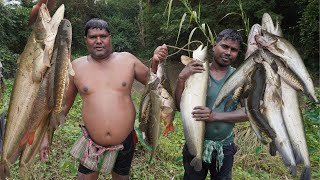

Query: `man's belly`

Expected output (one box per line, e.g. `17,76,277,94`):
81,97,136,146
205,122,235,141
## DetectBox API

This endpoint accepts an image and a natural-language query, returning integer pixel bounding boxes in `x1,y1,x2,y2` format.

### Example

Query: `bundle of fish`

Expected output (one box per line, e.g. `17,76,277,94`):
0,3,74,179
213,13,316,180
138,62,175,161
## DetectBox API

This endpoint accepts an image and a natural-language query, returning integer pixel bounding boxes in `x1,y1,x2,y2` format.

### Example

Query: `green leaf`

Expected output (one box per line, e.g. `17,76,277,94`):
255,146,263,155
188,27,198,52
175,13,187,46
219,12,240,22
207,24,216,45
176,156,183,162
165,0,173,28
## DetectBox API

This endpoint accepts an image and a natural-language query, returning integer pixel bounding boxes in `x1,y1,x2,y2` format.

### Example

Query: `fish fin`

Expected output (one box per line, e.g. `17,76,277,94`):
28,131,36,145
300,166,311,180
20,132,30,147
163,124,175,135
269,141,277,156
180,55,193,65
0,161,11,178
190,157,202,171
292,148,303,164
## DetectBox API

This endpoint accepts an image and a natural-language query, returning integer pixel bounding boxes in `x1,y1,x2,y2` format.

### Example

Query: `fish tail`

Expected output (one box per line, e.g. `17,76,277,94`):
269,141,277,156
0,160,11,179
289,165,297,177
190,157,202,172
300,166,311,180
293,150,303,164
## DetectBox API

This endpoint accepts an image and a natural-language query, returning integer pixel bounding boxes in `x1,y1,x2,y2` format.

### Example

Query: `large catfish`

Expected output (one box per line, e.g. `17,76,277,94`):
49,19,74,128
281,81,311,180
246,64,276,143
245,24,261,59
261,61,297,176
0,4,64,178
255,30,318,102
180,45,207,171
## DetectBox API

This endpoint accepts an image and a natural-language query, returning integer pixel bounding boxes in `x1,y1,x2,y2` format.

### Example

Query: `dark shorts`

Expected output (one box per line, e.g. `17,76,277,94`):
182,143,237,180
78,130,135,176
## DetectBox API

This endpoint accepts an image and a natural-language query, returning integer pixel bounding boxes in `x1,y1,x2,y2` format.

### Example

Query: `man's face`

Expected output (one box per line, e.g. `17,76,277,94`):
213,39,240,67
85,28,112,59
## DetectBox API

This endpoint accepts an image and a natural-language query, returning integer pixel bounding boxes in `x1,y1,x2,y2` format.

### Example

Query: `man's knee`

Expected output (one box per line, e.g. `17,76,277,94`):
78,171,99,180
112,171,129,180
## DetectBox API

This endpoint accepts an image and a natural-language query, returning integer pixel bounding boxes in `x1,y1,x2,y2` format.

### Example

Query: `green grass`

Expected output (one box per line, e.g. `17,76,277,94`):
1,79,319,179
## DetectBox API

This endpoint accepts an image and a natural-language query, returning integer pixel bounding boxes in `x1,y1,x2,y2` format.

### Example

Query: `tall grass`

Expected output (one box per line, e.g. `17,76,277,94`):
2,79,318,179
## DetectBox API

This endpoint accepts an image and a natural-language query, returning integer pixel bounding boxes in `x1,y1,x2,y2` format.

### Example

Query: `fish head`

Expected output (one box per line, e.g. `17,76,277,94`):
192,45,207,63
245,24,261,59
58,19,72,43
261,13,283,37
255,31,285,57
33,4,51,41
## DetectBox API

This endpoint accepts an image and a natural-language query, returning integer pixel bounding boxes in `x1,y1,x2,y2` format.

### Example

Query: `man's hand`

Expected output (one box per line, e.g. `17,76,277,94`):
39,132,50,162
178,60,205,82
192,106,212,121
152,44,168,63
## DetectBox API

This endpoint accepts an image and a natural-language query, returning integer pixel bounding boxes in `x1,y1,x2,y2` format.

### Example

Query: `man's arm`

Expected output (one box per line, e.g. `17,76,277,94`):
192,106,248,123
174,77,186,110
63,75,78,115
135,44,168,85
150,44,168,74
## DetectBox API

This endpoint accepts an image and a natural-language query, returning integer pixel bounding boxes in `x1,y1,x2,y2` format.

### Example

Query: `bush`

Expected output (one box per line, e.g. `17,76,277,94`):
0,46,18,78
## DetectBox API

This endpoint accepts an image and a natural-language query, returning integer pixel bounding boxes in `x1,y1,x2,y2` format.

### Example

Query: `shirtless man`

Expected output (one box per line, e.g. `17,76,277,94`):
39,18,168,180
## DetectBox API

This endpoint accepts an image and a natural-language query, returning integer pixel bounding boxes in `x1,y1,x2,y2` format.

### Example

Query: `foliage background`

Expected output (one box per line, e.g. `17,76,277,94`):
0,0,319,179
0,0,319,79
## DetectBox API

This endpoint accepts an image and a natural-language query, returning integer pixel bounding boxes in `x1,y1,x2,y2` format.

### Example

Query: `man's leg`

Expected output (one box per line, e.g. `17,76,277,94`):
210,143,237,180
112,131,135,180
78,163,99,180
182,144,207,180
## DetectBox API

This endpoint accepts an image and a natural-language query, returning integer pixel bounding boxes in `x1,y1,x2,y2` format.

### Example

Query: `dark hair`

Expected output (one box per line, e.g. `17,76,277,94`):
215,29,243,49
85,18,110,36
